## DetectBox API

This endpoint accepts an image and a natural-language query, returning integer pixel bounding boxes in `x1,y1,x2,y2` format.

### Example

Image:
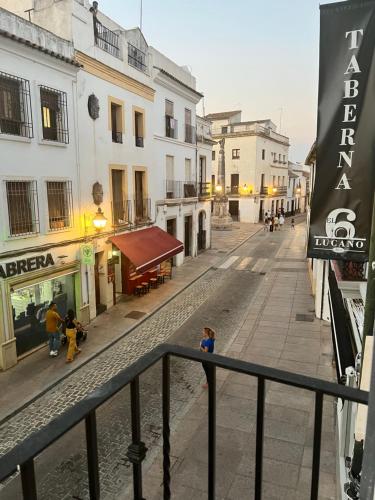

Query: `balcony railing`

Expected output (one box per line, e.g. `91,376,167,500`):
135,136,144,148
226,186,239,195
165,115,178,139
0,344,372,500
166,180,197,199
128,43,147,72
112,131,122,143
185,124,196,144
93,18,120,58
260,186,268,196
134,198,150,224
112,200,132,227
198,182,211,199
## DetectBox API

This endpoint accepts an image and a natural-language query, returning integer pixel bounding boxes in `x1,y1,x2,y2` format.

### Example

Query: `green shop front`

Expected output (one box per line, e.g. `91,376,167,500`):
0,253,81,370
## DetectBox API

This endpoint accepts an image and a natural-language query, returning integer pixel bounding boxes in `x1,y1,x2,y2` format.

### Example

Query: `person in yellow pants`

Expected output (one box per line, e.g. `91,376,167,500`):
65,309,81,363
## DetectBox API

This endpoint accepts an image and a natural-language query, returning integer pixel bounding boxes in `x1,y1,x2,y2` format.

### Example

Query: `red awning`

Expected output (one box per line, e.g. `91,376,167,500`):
110,226,184,274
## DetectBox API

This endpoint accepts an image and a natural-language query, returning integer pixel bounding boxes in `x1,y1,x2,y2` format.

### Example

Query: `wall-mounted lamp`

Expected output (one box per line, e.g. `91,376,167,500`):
93,207,107,231
272,187,277,194
215,185,222,193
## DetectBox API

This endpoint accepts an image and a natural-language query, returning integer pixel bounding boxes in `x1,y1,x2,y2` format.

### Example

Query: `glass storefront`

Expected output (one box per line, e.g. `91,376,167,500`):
11,273,76,356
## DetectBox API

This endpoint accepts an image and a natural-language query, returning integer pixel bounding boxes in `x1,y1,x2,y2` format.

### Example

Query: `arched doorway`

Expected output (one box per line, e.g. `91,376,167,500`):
198,211,206,251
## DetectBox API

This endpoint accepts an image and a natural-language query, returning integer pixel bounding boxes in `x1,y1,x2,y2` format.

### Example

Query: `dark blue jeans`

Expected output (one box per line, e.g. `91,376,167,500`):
48,331,60,352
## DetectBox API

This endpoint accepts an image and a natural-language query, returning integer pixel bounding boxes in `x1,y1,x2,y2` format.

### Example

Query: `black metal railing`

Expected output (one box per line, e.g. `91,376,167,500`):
40,85,69,144
165,115,178,139
198,182,211,199
128,43,147,72
93,18,120,58
271,186,287,196
0,344,372,500
226,186,239,195
165,180,197,199
260,186,268,196
134,197,150,223
135,136,144,148
185,123,196,144
0,71,33,138
112,131,122,143
112,199,132,227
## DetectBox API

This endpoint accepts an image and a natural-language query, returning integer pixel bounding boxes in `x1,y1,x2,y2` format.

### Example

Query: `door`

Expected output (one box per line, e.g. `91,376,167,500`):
198,211,206,251
135,171,144,219
184,216,192,256
259,200,264,222
199,156,206,195
229,200,239,221
112,169,124,225
231,174,239,195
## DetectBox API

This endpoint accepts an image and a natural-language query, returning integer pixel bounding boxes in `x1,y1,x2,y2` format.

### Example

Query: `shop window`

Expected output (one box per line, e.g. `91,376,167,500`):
0,71,33,138
11,274,76,356
40,86,69,143
47,181,73,231
6,180,40,236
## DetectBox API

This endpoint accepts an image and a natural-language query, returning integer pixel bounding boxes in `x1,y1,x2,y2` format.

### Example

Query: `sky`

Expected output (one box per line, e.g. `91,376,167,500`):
100,0,338,162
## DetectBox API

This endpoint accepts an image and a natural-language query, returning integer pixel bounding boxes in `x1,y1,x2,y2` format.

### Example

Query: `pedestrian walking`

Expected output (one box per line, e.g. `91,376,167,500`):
269,217,274,232
65,309,82,364
279,214,285,229
45,302,62,357
200,327,216,388
274,215,279,230
291,217,295,229
264,216,269,231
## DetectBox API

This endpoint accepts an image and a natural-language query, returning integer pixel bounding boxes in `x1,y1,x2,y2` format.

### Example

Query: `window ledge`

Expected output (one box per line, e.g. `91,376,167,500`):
38,139,68,148
5,232,40,241
47,227,73,235
0,134,32,144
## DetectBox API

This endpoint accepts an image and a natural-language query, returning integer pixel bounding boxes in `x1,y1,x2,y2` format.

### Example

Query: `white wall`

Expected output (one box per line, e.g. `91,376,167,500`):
0,35,80,255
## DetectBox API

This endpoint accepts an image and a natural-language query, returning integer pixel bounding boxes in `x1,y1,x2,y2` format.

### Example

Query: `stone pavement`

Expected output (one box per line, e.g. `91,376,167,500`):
0,222,261,423
140,223,337,500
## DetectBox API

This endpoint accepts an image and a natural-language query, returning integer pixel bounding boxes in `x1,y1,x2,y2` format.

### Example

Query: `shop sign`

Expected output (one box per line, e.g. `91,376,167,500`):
81,244,95,265
0,253,55,279
307,0,375,262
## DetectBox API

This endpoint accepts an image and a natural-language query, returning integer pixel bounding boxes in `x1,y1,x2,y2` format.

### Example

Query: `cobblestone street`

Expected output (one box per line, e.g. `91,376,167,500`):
0,218,334,500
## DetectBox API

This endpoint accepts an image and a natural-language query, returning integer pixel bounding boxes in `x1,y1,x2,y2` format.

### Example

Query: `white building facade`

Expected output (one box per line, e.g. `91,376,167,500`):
0,0,212,370
208,111,290,222
0,8,82,369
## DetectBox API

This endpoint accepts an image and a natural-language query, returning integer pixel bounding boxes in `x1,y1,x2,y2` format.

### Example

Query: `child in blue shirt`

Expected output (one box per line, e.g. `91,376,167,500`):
200,327,216,388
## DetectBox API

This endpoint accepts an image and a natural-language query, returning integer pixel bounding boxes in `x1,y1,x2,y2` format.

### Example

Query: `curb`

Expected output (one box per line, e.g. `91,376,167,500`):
0,225,263,427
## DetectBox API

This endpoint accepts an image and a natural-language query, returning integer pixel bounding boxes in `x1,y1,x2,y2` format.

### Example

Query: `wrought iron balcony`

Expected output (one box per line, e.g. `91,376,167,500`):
128,43,147,72
134,198,151,224
165,116,178,139
112,199,132,227
260,186,268,196
165,180,197,199
93,18,120,58
226,186,239,196
185,124,196,144
135,136,144,148
198,182,211,199
0,344,372,500
112,131,122,143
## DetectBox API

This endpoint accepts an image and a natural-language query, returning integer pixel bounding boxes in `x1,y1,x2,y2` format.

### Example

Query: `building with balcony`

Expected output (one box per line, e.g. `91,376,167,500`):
152,50,211,263
207,110,290,222
0,7,82,370
287,161,310,216
0,0,211,369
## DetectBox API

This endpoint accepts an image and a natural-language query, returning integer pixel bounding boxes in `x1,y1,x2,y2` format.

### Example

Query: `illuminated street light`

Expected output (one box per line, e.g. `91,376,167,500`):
93,207,107,231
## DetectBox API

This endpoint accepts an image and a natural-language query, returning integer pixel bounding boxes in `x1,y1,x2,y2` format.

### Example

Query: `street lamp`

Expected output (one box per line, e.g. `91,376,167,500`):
272,187,277,194
215,185,223,193
93,207,107,231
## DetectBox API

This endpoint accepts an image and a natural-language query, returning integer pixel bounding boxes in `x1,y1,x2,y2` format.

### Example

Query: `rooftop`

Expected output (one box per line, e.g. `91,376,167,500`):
205,110,241,120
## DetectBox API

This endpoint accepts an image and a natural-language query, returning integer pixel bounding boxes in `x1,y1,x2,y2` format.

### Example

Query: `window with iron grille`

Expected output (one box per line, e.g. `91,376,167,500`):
6,181,39,236
93,18,120,58
128,43,147,72
40,86,69,143
46,181,73,231
0,72,33,138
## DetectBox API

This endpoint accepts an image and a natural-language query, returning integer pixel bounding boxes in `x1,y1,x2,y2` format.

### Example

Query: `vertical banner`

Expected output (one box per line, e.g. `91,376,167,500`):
307,0,375,261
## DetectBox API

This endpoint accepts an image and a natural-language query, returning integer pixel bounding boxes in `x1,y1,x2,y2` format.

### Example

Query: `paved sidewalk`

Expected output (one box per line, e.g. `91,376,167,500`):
141,223,336,500
0,223,261,423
